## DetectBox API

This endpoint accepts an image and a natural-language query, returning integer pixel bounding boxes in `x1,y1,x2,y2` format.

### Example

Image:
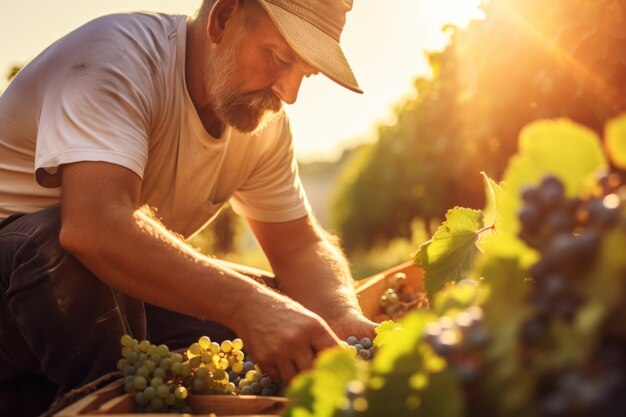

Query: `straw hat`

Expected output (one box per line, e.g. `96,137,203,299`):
255,0,363,94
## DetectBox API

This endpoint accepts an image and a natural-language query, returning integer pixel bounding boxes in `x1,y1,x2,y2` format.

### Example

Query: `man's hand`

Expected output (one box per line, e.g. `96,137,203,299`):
232,290,342,383
324,308,378,341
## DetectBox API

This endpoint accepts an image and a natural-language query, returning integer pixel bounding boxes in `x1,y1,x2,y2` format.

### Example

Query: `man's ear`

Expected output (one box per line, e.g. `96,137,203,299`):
208,0,241,43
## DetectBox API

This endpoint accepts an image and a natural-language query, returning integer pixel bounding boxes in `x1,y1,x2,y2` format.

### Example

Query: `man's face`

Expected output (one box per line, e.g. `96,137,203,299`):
206,4,317,133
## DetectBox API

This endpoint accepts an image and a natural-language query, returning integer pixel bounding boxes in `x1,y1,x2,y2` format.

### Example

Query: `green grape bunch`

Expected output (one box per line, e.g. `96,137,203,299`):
117,334,191,413
117,334,280,413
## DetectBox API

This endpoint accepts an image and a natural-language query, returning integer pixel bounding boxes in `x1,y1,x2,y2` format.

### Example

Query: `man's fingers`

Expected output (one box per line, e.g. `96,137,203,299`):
278,360,298,383
311,328,342,354
293,345,315,374
259,363,280,383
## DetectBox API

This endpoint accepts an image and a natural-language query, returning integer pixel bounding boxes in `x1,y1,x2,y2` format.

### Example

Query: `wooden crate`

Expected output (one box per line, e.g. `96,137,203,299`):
53,378,287,417
355,260,425,320
54,262,424,416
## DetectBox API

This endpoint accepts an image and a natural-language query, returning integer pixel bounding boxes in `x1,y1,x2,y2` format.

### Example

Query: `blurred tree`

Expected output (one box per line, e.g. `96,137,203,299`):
1,64,23,94
333,0,626,253
7,64,22,81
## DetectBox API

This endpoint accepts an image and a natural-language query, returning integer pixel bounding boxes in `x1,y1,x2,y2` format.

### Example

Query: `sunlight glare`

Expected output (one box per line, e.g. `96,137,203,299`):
434,0,486,30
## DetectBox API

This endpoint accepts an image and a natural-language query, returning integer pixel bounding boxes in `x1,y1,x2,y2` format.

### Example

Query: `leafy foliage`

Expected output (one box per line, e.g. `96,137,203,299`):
287,115,626,417
332,0,626,253
285,349,358,417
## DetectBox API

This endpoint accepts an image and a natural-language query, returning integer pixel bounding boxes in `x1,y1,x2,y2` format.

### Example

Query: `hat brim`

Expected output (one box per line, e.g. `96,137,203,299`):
257,1,363,94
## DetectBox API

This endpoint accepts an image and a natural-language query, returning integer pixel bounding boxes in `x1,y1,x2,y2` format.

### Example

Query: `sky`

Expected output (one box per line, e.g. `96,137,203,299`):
0,0,483,162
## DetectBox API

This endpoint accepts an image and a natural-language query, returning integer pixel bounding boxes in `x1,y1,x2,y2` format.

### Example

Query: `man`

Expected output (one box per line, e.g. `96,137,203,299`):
0,0,375,408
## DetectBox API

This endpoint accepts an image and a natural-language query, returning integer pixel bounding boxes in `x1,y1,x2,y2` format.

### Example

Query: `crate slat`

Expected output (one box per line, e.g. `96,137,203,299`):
188,395,288,416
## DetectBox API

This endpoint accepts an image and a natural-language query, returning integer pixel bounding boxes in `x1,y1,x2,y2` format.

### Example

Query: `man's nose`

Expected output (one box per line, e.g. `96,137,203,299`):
271,68,305,105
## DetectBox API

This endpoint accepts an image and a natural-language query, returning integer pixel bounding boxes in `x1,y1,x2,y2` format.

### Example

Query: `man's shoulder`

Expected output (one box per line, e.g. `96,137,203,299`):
32,11,188,85
80,12,187,47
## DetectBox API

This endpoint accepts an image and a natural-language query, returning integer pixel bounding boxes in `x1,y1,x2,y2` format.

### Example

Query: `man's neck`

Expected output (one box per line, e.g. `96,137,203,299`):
185,18,224,138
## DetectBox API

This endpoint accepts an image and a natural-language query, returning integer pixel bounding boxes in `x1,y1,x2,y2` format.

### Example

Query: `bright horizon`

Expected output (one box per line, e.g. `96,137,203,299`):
0,0,483,162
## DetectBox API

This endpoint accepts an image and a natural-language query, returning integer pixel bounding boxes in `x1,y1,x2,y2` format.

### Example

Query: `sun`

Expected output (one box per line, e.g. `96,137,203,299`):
437,0,485,30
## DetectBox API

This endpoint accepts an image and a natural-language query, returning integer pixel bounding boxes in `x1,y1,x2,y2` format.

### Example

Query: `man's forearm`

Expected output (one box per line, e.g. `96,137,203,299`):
272,238,362,322
61,206,277,332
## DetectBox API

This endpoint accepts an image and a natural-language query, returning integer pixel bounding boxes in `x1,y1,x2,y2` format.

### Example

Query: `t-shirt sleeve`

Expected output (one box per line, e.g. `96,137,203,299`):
229,114,311,222
34,15,158,188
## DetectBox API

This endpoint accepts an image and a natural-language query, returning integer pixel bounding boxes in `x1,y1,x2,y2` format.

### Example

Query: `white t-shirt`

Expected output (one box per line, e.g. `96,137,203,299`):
0,12,311,237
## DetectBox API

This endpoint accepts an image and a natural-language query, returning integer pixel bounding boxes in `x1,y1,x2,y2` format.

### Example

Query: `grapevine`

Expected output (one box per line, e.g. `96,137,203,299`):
284,117,626,417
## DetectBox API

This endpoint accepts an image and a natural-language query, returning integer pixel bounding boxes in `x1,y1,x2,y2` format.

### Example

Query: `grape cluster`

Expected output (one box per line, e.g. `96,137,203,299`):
517,173,626,416
184,336,278,396
341,336,376,360
422,306,489,386
230,361,279,396
117,335,192,413
376,272,429,322
117,334,279,412
517,175,621,347
540,342,626,417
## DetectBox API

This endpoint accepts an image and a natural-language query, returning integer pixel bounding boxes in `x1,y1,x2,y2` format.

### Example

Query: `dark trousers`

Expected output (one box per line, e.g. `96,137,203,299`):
0,207,239,408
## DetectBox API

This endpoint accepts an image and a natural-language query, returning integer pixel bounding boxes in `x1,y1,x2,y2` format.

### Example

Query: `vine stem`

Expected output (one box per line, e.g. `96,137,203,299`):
476,223,497,236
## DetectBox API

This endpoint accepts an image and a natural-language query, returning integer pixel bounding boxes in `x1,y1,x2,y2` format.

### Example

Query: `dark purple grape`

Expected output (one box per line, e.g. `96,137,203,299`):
543,233,577,267
452,363,480,385
518,229,543,250
433,339,456,357
541,175,565,194
542,274,567,298
541,392,569,417
529,260,549,279
530,292,552,318
555,296,580,321
570,230,601,269
520,317,547,345
539,176,566,209
519,205,542,230
465,327,489,350
522,186,539,202
545,212,573,234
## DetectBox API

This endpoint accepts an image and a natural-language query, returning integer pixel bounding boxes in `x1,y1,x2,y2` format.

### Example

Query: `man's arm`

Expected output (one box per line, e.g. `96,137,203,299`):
247,215,377,340
59,161,340,382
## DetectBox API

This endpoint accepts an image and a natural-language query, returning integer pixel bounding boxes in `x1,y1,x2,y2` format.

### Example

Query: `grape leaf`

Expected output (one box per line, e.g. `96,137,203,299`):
413,207,485,299
285,348,357,417
606,114,626,170
373,320,403,348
